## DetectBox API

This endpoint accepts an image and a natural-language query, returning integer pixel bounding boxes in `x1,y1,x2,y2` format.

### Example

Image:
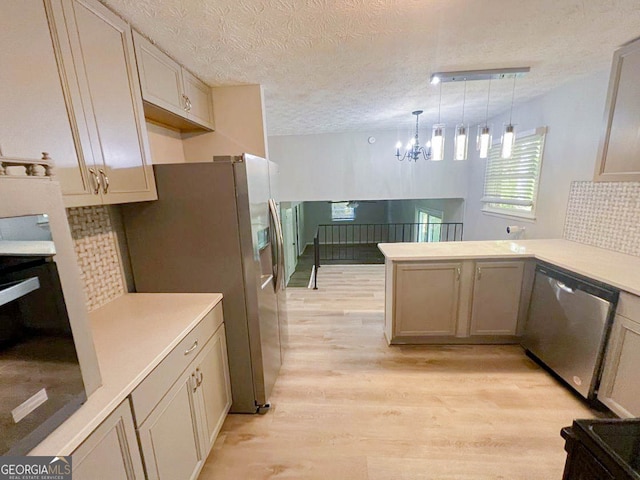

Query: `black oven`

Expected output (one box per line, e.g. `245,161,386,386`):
0,216,86,455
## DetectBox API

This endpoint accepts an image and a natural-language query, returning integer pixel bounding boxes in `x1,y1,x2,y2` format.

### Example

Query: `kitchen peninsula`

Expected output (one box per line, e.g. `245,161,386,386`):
379,238,640,417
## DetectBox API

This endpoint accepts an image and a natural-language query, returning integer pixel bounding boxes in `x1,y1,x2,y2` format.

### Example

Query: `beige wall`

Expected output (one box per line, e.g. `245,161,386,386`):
183,84,268,161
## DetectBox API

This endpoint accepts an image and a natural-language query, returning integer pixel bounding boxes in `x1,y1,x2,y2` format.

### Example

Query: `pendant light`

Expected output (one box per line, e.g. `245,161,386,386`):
454,80,468,161
477,78,492,159
501,76,517,159
431,82,445,161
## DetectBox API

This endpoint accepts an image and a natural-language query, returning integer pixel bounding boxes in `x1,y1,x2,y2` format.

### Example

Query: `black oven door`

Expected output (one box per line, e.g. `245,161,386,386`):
0,256,87,455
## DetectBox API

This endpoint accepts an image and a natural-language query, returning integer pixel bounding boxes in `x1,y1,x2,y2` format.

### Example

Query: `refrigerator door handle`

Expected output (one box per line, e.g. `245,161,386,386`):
268,199,282,293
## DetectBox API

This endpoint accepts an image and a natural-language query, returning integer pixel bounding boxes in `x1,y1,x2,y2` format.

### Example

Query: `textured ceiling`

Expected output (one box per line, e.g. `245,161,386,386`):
103,0,640,136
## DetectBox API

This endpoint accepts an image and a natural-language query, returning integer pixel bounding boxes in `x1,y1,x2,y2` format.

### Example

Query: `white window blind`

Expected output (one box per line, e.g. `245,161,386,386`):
482,127,547,217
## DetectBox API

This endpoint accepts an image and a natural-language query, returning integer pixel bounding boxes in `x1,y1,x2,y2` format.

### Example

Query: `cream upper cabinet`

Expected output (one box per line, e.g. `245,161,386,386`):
46,0,157,206
0,1,89,197
72,400,145,480
182,70,215,129
595,37,640,182
393,262,461,338
598,293,640,418
133,32,215,132
470,261,525,336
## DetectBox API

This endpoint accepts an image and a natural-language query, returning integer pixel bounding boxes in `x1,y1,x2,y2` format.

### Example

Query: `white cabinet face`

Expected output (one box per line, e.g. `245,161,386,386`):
182,70,215,129
599,314,640,418
470,261,524,336
47,0,156,206
394,262,461,337
138,371,203,480
194,325,232,455
72,401,145,480
596,37,640,182
134,31,185,116
1,2,89,198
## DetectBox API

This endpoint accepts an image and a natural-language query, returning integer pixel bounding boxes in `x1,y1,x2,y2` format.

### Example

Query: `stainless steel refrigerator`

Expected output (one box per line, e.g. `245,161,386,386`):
121,154,287,414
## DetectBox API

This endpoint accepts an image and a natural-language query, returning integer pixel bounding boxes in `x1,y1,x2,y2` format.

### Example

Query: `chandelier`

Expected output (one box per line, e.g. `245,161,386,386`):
394,67,530,163
395,110,431,161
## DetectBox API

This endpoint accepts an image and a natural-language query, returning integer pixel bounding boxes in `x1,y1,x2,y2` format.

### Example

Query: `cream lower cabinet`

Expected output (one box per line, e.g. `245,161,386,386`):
470,261,524,336
46,0,157,206
136,323,231,480
598,293,640,417
388,259,529,344
393,262,462,338
138,368,203,480
194,325,232,453
72,400,145,480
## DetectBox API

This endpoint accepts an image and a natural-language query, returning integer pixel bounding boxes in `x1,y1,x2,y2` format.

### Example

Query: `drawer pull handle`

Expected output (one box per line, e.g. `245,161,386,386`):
196,368,203,387
192,372,198,392
88,168,100,195
184,340,198,355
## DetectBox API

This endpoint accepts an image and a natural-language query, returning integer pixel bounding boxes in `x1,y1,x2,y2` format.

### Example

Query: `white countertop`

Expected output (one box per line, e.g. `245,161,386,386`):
30,292,223,456
378,239,640,296
0,240,56,256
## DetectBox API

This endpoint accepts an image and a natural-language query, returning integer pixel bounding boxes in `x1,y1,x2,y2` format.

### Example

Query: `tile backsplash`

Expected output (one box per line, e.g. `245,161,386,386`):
564,181,640,257
66,206,126,311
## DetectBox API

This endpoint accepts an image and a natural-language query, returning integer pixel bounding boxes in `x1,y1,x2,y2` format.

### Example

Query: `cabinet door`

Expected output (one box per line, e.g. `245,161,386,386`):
138,370,203,480
72,400,145,480
133,31,186,117
470,261,524,336
49,0,157,205
394,263,461,337
194,325,232,456
2,1,96,203
595,37,640,182
598,314,640,418
183,70,215,130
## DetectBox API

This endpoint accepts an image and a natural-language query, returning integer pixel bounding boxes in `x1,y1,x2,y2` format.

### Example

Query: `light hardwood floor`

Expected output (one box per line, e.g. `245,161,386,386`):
200,265,596,479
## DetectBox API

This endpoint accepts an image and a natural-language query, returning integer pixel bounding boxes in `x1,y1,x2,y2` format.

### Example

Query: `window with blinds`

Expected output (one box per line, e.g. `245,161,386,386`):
482,127,547,218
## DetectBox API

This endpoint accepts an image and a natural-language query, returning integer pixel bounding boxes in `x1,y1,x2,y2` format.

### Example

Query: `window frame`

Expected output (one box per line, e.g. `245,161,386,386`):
481,126,547,220
331,201,356,222
415,208,443,242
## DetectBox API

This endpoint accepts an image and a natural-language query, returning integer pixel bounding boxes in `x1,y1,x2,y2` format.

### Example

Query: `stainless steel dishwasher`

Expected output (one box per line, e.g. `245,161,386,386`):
522,263,618,401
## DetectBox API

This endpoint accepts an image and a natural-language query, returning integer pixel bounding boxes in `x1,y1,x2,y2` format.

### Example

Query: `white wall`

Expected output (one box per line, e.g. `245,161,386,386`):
463,71,610,241
269,129,467,202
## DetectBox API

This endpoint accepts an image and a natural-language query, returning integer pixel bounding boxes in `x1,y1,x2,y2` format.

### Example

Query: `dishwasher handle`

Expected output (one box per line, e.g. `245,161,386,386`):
554,280,575,294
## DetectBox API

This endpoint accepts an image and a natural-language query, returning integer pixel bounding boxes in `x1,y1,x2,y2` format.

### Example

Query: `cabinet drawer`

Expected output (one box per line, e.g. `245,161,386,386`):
131,303,223,424
617,292,640,321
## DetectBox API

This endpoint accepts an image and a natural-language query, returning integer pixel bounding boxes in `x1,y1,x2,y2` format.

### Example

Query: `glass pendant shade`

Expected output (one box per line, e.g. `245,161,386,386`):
477,125,492,159
431,124,445,161
454,124,468,161
501,124,516,159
